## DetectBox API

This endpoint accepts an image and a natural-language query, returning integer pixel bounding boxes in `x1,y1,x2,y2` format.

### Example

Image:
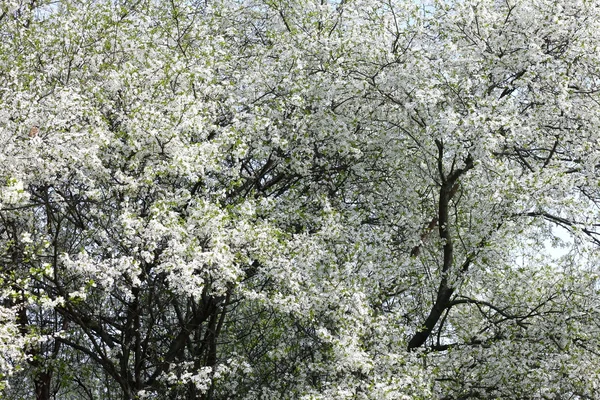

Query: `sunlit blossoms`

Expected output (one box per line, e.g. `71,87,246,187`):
2,0,600,399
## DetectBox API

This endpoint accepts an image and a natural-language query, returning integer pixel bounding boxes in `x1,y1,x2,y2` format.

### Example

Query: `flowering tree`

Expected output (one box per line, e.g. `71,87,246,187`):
2,0,600,399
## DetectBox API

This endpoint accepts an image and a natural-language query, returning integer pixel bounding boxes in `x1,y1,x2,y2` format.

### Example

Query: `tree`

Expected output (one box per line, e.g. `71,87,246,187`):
2,0,600,398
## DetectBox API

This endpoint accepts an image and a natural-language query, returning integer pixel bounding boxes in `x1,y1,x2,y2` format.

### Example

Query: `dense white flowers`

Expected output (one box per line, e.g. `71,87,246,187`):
1,0,600,398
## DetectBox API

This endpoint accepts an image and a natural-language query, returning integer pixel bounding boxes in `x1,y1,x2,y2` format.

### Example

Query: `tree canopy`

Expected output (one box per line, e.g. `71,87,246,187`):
2,0,600,399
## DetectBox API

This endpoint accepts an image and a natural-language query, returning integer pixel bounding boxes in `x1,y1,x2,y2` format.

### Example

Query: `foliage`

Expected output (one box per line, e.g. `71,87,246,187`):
2,0,600,399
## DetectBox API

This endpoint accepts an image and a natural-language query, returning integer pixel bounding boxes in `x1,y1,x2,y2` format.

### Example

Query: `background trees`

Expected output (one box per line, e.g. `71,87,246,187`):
2,0,600,398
